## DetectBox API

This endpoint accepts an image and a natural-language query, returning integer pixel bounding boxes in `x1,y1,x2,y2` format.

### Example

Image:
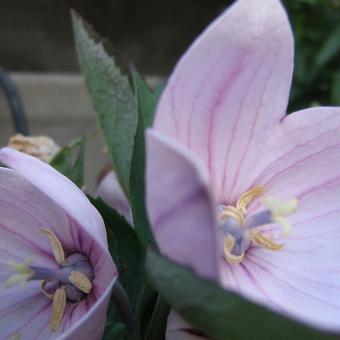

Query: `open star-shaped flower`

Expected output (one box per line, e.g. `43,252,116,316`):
146,0,340,336
0,148,117,339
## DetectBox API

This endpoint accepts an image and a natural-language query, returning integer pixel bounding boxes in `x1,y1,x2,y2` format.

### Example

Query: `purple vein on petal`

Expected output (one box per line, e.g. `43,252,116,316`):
219,54,266,203
206,58,246,194
297,175,340,202
248,253,340,290
246,256,340,309
6,299,51,339
228,50,281,199
0,291,42,316
239,262,284,312
262,140,340,189
249,123,340,188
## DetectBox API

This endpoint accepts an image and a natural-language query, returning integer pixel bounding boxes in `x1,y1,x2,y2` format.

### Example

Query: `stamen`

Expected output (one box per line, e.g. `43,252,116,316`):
68,271,93,294
250,230,283,250
41,280,54,299
223,234,245,264
40,228,65,265
50,287,67,332
220,206,244,225
236,186,266,214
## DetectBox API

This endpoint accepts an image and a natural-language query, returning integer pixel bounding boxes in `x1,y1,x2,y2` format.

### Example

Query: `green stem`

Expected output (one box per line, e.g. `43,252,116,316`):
112,280,140,339
144,295,170,340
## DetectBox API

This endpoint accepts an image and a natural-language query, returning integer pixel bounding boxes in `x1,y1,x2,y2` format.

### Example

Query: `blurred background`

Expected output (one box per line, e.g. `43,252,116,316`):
0,0,339,187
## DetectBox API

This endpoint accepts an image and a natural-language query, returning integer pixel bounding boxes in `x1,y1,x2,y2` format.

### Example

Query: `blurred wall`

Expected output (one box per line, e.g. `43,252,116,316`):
0,0,230,75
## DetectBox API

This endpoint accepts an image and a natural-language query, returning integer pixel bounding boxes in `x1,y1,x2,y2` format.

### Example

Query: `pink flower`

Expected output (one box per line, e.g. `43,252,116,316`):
96,170,132,223
146,0,340,336
0,148,117,339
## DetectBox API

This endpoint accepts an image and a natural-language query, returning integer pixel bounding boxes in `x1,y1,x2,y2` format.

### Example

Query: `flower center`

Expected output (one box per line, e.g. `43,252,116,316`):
219,186,298,264
4,228,94,332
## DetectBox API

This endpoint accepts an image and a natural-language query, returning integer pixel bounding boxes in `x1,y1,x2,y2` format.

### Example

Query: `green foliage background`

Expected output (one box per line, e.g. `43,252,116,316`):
282,0,340,111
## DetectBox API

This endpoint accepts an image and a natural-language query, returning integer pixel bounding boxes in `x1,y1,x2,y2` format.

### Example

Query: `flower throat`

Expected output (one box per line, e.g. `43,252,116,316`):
5,228,94,332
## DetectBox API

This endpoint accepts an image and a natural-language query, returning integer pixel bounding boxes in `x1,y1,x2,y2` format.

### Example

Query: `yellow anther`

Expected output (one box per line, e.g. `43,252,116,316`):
250,230,283,250
4,259,34,288
40,228,65,265
69,271,93,294
50,287,67,332
220,206,244,225
223,234,245,264
236,186,266,214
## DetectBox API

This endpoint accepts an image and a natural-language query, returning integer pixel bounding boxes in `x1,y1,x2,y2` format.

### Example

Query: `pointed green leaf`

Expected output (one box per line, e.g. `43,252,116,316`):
72,12,138,196
128,68,161,248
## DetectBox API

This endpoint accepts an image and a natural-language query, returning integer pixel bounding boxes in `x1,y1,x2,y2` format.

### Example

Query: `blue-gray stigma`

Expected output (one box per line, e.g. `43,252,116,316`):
5,228,94,332
218,186,298,264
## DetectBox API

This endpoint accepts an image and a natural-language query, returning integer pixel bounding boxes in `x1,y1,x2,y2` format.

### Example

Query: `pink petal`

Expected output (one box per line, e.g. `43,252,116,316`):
146,130,220,281
96,170,132,223
221,107,340,331
246,107,340,207
154,0,293,204
0,293,51,339
166,310,209,340
58,274,115,340
0,147,107,249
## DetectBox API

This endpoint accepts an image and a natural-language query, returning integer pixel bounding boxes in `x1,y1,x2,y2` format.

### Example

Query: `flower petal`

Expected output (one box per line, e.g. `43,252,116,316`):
58,273,116,340
247,107,340,205
166,310,209,340
154,0,293,204
0,147,107,249
222,107,340,331
0,291,51,339
146,130,220,281
96,170,132,224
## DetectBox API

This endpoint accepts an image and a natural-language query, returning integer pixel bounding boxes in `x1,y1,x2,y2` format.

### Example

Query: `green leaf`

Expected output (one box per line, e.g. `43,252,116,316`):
146,250,339,340
103,301,126,340
50,137,85,187
92,198,155,339
127,69,163,337
315,25,340,66
72,12,138,196
128,68,161,248
91,198,144,308
130,66,160,128
144,295,170,340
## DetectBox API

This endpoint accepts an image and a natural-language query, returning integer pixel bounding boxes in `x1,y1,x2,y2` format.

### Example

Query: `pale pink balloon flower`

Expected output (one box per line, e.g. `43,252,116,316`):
146,0,340,337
